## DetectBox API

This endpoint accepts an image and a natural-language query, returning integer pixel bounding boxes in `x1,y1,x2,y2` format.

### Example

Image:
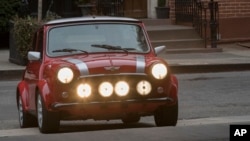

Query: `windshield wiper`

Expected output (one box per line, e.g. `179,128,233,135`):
52,48,88,54
123,48,137,51
91,44,128,53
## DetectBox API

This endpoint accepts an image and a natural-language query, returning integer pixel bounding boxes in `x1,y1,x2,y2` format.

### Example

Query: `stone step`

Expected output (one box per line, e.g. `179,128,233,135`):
151,39,206,49
164,48,223,54
142,19,206,50
147,27,201,41
141,19,171,26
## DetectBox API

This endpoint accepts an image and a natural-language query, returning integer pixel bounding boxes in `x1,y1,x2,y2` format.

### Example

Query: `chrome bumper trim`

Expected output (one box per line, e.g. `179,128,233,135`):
52,97,173,109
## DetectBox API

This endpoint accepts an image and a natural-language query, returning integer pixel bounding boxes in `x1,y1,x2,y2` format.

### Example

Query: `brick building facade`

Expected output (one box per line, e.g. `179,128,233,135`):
169,0,250,42
218,0,250,42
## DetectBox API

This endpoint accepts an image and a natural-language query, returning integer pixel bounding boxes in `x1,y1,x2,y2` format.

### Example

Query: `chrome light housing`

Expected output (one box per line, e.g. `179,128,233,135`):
77,83,92,98
57,67,74,84
151,63,168,79
99,82,113,97
115,81,129,97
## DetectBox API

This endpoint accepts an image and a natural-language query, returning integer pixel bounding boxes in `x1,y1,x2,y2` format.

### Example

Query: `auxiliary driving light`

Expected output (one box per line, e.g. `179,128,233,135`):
77,84,91,98
136,80,152,96
115,81,129,97
99,82,113,97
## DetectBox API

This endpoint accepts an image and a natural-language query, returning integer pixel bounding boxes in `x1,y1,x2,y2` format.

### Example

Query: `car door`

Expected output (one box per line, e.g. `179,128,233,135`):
24,29,44,112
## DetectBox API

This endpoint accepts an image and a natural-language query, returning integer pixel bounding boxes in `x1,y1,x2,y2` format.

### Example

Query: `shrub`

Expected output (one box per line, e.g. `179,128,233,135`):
12,12,61,59
0,0,21,32
12,16,41,58
157,0,166,7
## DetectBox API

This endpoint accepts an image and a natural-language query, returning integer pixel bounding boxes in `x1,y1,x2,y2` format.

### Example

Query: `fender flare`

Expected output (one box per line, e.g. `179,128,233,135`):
36,79,53,111
16,81,29,112
170,75,178,103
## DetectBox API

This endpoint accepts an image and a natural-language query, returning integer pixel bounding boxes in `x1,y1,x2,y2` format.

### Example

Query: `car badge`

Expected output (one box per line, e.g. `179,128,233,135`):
104,66,120,71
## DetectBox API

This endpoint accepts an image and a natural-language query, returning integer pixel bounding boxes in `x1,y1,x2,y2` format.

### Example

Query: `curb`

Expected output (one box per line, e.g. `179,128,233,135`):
171,63,250,74
0,69,24,80
165,48,223,54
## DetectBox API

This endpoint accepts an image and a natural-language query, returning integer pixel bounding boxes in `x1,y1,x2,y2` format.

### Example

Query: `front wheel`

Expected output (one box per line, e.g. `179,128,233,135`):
37,94,60,133
154,104,178,127
17,96,37,128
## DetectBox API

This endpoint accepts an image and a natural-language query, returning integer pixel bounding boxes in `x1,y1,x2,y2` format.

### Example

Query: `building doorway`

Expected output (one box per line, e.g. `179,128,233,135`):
123,0,147,18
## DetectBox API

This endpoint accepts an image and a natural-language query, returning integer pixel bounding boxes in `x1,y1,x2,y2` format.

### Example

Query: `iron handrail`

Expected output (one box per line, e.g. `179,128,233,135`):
193,0,219,48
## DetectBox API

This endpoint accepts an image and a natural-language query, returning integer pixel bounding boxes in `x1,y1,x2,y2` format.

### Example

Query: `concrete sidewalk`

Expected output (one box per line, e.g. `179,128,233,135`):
161,42,250,73
0,42,250,80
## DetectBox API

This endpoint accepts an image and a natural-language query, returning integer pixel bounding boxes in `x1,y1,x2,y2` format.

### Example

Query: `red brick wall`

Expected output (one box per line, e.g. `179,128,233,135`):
169,0,250,42
218,0,250,19
169,0,175,23
217,0,250,41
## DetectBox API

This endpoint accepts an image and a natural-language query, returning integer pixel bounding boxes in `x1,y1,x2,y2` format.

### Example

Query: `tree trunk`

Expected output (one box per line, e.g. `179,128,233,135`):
38,0,42,22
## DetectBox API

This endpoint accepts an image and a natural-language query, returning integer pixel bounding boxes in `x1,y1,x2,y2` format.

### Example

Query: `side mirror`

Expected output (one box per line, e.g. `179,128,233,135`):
154,45,166,55
28,51,41,61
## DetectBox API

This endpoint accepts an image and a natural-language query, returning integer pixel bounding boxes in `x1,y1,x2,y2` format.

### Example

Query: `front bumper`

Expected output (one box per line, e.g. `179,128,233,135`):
53,97,173,109
51,97,175,120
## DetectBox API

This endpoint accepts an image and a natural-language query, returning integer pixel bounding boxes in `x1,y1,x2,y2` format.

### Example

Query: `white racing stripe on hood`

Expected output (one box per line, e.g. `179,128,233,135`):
64,58,89,75
136,55,145,73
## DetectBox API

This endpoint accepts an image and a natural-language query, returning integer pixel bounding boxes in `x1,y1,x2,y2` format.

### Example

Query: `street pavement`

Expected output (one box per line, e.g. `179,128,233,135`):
0,42,250,80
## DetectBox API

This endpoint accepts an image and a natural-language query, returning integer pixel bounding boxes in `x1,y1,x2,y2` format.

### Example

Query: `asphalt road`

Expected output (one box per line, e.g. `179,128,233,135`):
1,71,250,140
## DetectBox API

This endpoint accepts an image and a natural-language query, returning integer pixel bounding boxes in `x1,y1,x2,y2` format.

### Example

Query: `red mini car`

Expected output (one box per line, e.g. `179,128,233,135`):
16,17,178,133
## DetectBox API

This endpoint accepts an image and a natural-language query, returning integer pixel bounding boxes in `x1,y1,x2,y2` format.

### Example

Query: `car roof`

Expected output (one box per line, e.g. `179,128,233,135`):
45,16,141,25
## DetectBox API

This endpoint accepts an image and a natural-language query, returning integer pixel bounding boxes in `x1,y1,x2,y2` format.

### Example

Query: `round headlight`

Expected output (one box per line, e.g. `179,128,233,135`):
136,80,152,96
57,67,74,84
115,81,129,97
77,83,91,98
151,63,168,79
99,82,113,97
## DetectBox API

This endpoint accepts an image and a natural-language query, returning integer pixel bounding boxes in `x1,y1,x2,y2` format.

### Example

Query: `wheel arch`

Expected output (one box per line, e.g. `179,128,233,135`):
16,81,29,111
170,75,178,104
35,79,52,110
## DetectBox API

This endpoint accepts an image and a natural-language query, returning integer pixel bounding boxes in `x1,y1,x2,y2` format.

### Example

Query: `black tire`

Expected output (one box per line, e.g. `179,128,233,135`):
122,115,140,124
154,104,178,127
17,96,37,128
37,94,60,133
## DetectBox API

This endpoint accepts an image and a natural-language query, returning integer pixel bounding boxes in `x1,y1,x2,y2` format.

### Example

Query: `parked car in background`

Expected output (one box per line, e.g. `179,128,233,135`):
16,16,178,133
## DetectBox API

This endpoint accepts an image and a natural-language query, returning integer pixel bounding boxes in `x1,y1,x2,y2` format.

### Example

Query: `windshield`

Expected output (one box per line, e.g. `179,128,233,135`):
47,23,150,57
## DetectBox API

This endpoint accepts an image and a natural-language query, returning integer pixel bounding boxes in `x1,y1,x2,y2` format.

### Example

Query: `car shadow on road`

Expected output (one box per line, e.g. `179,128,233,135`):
58,121,155,133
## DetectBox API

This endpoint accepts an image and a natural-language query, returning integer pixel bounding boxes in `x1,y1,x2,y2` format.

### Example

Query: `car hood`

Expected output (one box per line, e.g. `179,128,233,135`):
57,54,147,75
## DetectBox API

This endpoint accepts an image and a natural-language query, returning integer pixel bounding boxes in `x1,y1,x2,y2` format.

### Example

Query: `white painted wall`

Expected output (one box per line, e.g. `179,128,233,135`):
147,0,157,18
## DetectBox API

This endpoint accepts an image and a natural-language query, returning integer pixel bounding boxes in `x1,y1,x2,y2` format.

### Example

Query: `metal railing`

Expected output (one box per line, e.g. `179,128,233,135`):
193,0,208,47
175,0,194,23
95,0,124,16
193,0,219,48
209,0,219,48
176,0,219,48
